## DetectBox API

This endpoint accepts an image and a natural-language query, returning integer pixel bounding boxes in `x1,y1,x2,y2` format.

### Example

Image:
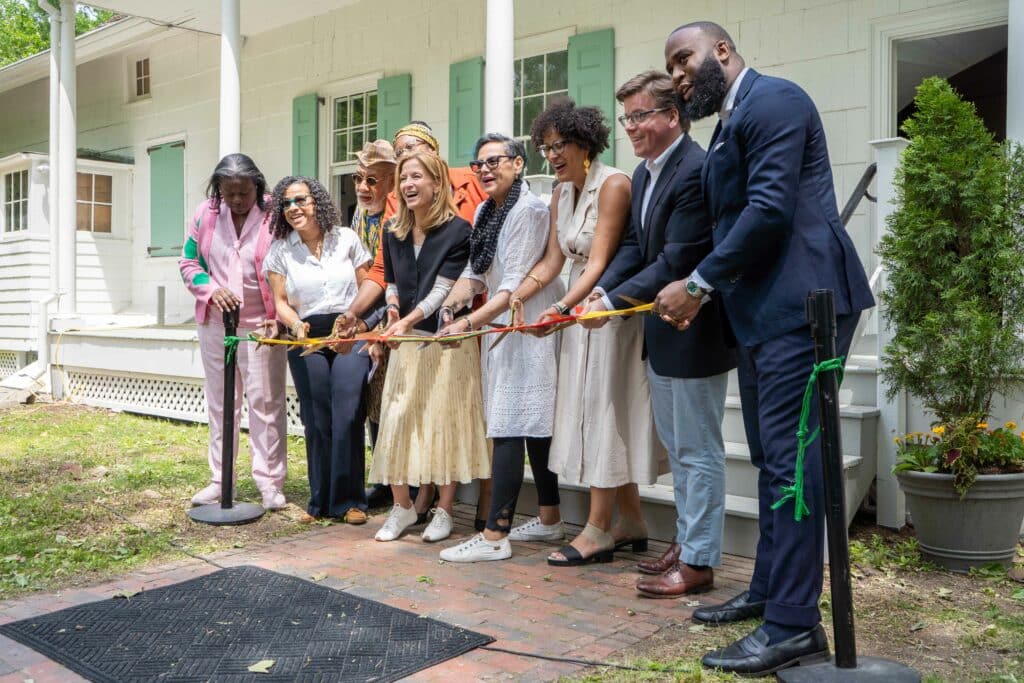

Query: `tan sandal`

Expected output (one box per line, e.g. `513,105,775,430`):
547,523,616,566
611,516,649,552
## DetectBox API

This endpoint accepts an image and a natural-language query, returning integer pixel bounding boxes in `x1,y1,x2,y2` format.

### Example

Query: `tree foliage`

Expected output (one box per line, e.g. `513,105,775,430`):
878,77,1024,423
0,0,114,68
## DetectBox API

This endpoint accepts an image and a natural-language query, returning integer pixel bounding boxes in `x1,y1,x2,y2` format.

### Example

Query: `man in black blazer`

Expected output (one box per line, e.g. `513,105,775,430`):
580,70,735,596
657,22,874,676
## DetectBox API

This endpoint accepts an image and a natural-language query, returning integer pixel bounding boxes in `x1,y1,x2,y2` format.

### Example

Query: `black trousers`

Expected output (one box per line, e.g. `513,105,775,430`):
487,436,560,532
288,313,370,518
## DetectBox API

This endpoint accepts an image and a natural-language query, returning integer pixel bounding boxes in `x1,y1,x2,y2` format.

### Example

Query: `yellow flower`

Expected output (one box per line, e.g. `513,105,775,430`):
1005,421,1017,430
932,426,946,435
977,422,989,430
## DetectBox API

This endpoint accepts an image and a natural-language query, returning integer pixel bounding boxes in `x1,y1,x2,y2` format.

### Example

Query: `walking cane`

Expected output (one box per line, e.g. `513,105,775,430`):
777,290,918,682
188,308,265,525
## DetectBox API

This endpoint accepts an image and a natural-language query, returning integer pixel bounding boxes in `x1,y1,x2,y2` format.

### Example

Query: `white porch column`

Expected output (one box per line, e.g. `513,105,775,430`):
484,0,514,135
1009,0,1023,143
870,137,910,530
58,0,76,314
219,0,241,158
39,1,60,294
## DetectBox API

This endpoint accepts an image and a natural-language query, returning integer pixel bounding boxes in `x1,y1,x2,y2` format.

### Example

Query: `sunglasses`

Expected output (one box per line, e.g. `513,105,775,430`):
395,141,426,157
353,174,380,187
469,155,513,173
617,107,671,127
537,139,569,157
281,195,314,209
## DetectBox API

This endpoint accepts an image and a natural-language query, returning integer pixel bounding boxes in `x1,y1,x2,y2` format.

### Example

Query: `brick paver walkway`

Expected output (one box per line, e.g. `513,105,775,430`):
0,505,753,682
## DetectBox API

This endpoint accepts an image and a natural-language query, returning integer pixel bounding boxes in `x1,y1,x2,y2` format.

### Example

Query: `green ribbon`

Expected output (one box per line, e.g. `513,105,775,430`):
223,333,258,364
770,356,846,522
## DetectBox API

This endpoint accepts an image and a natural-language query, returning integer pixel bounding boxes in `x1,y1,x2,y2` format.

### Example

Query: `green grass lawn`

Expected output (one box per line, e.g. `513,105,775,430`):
0,403,314,599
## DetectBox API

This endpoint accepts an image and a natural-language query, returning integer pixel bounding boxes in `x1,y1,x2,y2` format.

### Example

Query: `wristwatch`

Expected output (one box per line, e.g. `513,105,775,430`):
685,279,706,300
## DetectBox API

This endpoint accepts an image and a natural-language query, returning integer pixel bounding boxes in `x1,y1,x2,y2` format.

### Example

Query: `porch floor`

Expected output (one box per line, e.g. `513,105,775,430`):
0,504,754,682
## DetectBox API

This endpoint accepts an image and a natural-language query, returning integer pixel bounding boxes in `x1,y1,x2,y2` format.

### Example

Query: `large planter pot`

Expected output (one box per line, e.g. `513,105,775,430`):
895,470,1024,573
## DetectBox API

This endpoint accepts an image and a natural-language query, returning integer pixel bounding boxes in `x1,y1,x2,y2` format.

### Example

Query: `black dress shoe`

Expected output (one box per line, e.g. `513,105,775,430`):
701,624,829,677
692,590,766,626
364,484,393,508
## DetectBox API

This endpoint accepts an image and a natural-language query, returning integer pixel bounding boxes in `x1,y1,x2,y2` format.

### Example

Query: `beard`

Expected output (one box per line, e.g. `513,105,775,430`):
681,54,729,121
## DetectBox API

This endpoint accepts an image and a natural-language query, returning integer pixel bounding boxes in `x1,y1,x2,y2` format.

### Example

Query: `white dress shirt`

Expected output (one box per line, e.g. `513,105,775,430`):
262,226,370,319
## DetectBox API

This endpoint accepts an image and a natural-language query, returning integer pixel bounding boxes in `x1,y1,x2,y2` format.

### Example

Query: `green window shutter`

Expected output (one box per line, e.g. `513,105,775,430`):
448,57,484,167
148,141,185,258
377,74,412,145
292,93,319,177
568,28,615,165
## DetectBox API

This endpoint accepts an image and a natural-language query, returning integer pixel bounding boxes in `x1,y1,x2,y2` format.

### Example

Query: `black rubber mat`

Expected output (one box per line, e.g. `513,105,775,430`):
0,565,494,682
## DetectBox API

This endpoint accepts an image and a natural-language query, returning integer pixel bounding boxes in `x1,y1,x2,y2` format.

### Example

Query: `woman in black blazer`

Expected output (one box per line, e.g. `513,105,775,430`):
367,151,491,546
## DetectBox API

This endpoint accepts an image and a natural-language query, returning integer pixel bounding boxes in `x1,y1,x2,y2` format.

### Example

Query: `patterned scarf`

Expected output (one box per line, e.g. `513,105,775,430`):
356,210,382,259
470,179,522,275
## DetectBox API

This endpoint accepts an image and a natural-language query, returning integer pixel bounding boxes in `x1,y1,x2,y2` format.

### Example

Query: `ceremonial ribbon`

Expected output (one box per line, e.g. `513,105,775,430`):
223,302,654,357
770,356,845,522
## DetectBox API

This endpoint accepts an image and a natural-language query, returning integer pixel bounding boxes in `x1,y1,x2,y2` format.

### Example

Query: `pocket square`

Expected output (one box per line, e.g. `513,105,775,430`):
713,141,726,153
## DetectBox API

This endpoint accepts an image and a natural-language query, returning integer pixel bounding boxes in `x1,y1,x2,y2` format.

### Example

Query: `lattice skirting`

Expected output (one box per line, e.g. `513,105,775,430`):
62,368,304,435
0,351,18,380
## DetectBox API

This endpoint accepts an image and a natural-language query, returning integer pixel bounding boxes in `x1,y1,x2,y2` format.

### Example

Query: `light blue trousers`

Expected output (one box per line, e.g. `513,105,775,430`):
646,366,729,567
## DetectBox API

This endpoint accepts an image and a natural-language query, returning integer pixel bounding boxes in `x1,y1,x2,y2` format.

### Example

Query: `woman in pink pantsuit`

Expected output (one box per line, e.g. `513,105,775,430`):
179,154,289,510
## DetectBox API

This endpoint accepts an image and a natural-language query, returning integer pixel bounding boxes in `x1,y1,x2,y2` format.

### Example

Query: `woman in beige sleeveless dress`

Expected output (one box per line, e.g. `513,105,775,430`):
516,98,666,567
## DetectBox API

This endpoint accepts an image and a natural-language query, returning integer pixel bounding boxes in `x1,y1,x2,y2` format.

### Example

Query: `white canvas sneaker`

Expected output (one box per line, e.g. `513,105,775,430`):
375,504,419,541
508,517,565,542
190,483,222,506
421,508,453,542
439,534,512,563
260,487,287,510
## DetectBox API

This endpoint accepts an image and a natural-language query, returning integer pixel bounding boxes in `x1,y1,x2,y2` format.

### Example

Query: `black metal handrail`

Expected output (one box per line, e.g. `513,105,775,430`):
839,162,877,227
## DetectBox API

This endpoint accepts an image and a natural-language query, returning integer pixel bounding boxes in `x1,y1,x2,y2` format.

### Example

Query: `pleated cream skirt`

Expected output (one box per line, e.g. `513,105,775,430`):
369,339,491,486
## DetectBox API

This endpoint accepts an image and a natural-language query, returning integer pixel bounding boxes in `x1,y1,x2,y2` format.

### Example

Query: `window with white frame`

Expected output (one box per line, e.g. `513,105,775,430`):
514,50,568,176
76,172,112,233
134,58,150,98
3,170,28,233
329,89,377,225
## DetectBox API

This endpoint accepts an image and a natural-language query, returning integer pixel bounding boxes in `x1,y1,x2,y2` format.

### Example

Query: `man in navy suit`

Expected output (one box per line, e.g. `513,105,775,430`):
580,70,735,597
656,21,874,676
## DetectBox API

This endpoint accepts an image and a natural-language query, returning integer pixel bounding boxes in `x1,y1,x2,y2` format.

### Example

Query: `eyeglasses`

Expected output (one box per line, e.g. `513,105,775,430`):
353,174,380,187
617,107,671,127
537,139,569,158
395,141,426,158
469,155,513,173
281,195,314,209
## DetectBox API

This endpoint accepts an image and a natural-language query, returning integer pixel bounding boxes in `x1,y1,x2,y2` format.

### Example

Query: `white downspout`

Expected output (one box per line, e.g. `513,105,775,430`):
219,0,241,158
1007,0,1022,144
39,0,61,295
484,0,514,135
57,0,77,315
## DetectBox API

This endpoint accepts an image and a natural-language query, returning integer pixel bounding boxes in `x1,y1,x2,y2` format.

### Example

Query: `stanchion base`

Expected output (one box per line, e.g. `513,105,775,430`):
777,656,920,682
187,502,265,526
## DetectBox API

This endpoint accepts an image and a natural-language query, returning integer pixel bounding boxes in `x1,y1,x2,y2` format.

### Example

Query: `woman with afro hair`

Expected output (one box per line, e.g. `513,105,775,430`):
514,97,665,567
263,176,373,524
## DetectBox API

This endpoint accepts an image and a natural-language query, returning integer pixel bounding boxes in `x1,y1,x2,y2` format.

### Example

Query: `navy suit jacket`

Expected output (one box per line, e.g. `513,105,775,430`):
698,70,874,346
597,133,735,379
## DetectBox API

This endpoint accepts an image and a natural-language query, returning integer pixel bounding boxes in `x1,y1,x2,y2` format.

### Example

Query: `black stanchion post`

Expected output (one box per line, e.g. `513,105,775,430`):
777,290,918,683
188,308,265,526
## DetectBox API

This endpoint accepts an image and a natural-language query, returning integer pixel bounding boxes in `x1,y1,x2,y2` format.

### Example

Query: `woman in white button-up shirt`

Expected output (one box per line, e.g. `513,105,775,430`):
263,176,372,525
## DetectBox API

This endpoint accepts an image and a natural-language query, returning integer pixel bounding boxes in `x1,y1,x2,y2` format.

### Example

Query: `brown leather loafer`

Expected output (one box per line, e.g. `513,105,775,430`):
636,562,713,598
637,542,681,575
344,509,367,525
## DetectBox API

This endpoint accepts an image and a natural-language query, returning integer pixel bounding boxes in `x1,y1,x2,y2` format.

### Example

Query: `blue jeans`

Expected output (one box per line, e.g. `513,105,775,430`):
647,366,729,567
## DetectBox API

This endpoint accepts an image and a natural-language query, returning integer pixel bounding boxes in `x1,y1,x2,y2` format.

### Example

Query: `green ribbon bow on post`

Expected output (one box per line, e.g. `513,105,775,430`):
770,356,845,522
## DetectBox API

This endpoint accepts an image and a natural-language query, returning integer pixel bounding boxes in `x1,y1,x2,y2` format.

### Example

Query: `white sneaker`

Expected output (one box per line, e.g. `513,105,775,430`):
261,487,286,510
375,504,418,541
439,534,512,563
508,517,564,542
191,483,222,506
421,508,452,542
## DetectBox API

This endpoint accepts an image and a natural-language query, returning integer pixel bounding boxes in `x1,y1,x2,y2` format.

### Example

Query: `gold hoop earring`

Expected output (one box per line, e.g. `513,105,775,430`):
583,157,591,176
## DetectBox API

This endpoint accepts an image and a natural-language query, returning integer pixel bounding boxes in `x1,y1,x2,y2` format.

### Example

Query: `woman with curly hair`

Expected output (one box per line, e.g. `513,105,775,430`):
263,176,372,524
367,151,490,546
516,98,665,566
180,153,288,511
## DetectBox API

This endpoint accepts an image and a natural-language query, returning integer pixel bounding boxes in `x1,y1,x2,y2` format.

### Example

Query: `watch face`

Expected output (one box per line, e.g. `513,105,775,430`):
686,280,701,297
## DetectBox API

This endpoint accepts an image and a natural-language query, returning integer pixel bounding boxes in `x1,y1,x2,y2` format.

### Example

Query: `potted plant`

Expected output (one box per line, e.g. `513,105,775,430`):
878,76,1024,573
